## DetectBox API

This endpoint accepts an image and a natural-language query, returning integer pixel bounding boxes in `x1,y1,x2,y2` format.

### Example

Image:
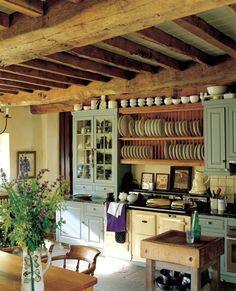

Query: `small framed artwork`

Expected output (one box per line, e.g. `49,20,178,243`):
141,172,154,190
155,173,169,191
17,151,36,178
170,166,192,192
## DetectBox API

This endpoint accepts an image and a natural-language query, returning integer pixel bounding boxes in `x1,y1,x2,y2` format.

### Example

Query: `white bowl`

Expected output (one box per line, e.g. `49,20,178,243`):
83,106,91,110
127,194,138,203
164,97,172,105
181,96,190,104
190,95,199,103
207,86,227,95
172,99,181,105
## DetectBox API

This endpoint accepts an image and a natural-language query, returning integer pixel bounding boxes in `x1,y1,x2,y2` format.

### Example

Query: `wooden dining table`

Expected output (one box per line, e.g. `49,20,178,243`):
0,251,97,291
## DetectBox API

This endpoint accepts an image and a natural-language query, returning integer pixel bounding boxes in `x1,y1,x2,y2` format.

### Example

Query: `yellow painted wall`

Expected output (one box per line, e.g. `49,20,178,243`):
1,106,59,182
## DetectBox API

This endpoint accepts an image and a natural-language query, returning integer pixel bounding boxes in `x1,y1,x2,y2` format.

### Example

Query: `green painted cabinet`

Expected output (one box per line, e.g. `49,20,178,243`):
72,108,130,198
203,99,236,175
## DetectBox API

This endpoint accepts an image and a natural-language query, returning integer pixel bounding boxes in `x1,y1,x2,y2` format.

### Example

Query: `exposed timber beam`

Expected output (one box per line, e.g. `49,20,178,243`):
0,79,50,91
43,52,135,79
70,46,158,73
1,58,236,108
103,37,185,70
0,65,90,85
0,0,235,65
175,15,236,58
0,84,33,93
133,27,214,65
67,0,83,3
0,11,10,30
228,3,236,12
0,0,43,17
18,59,110,82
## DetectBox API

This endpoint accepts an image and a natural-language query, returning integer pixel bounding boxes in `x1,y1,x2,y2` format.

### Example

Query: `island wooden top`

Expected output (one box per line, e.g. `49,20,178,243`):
0,251,97,291
141,230,224,268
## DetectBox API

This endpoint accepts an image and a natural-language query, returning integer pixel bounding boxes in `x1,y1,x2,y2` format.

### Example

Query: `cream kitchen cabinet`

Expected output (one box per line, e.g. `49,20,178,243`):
56,201,104,250
104,210,132,260
130,210,191,262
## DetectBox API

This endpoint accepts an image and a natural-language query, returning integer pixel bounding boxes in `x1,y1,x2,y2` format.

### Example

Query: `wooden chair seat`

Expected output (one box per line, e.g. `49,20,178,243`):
44,245,101,276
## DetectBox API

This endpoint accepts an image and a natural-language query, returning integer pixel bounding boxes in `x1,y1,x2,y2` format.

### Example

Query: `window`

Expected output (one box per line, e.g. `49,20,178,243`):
0,133,10,180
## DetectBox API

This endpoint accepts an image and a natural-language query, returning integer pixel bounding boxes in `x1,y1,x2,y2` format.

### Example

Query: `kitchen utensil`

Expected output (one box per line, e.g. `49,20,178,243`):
164,97,172,105
224,93,236,99
119,192,127,202
189,170,209,194
216,188,221,198
181,96,190,104
127,193,138,203
172,98,181,105
120,99,128,108
190,95,199,103
129,98,137,107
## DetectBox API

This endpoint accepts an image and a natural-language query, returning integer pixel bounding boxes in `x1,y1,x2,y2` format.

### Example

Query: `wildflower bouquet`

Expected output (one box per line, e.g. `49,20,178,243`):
0,168,69,252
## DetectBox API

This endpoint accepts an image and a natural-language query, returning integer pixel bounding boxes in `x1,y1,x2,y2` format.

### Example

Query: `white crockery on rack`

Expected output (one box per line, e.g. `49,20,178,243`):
164,97,172,105
172,99,181,105
190,95,199,103
129,98,137,107
121,99,128,108
181,96,190,104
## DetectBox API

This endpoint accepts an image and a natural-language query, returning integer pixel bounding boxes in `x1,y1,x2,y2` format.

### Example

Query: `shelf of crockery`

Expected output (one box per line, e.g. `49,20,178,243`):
120,159,204,166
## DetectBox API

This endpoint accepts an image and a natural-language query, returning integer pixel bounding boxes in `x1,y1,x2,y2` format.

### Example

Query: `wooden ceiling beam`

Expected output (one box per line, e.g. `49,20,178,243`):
0,0,234,66
1,57,236,108
103,37,185,70
0,11,10,30
0,71,68,89
175,15,236,58
43,52,135,79
0,88,18,94
228,3,236,12
31,102,74,114
134,27,215,65
0,65,90,86
0,84,33,93
0,0,43,17
18,59,110,82
70,46,158,73
0,79,50,91
67,0,83,3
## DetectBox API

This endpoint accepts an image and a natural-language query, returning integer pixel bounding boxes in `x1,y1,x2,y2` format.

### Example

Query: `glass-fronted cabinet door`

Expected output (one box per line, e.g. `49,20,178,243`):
75,118,93,182
94,115,114,183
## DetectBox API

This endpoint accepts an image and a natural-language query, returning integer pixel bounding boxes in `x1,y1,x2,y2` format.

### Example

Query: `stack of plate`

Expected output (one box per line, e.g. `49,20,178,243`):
164,143,204,160
118,115,132,136
121,145,153,159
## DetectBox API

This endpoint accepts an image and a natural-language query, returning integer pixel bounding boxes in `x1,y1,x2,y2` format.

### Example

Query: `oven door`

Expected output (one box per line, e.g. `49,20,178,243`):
227,226,236,273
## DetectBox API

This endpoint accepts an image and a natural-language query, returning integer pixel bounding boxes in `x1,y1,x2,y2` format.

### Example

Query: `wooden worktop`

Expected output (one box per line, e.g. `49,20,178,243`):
141,230,224,268
0,251,97,291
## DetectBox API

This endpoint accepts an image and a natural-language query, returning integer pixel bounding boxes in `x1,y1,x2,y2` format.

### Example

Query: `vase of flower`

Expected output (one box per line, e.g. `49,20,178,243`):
21,248,51,291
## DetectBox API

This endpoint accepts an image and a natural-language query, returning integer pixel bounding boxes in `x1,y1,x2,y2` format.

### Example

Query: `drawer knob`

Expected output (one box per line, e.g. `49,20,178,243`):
142,220,148,223
93,208,96,211
208,221,212,225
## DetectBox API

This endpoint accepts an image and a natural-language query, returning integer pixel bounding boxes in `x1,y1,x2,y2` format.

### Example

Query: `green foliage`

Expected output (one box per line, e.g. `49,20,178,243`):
0,169,69,252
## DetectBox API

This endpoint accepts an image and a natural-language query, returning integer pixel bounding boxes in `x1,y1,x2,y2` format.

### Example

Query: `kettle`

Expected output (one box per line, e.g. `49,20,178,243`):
189,170,209,194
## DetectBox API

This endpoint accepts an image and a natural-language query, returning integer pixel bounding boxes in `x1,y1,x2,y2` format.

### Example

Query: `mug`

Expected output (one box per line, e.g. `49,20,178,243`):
129,99,137,107
138,98,145,107
154,97,162,105
146,97,153,106
91,99,99,110
108,100,117,109
120,100,128,108
218,199,226,211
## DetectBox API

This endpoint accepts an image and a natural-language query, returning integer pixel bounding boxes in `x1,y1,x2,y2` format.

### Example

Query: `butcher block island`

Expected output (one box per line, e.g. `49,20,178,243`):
141,230,224,291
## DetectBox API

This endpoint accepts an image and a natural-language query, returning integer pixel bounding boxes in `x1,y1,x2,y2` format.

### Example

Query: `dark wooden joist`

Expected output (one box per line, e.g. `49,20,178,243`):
31,102,74,114
70,46,158,73
0,65,90,86
0,11,10,30
0,0,43,17
67,0,83,3
2,57,236,109
0,88,18,94
0,0,234,66
18,59,110,82
228,3,236,12
134,27,215,65
103,37,185,70
43,52,135,79
0,79,50,91
0,84,33,93
0,71,69,89
175,15,236,58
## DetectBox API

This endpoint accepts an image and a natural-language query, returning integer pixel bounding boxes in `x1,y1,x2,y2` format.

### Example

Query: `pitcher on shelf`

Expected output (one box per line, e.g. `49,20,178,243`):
189,170,209,194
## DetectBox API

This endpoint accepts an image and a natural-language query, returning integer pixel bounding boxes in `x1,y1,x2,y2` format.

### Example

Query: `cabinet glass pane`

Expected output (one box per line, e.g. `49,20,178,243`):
95,116,113,182
76,119,92,180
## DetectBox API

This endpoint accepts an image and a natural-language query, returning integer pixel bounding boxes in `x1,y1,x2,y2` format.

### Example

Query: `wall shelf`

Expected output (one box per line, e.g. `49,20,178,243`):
120,159,204,166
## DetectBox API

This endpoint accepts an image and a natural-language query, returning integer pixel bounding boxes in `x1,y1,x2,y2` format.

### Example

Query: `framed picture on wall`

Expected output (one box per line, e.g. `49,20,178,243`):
155,173,169,191
141,172,154,190
170,166,192,192
17,151,36,178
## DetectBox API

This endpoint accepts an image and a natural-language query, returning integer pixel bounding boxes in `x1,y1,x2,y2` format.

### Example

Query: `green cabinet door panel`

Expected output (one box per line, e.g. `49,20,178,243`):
228,106,236,160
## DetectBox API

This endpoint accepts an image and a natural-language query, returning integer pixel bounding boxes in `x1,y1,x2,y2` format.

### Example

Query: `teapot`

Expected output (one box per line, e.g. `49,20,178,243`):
189,170,209,194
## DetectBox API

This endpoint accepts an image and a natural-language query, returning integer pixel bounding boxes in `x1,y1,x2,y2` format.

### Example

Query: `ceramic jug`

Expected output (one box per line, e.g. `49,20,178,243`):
190,170,209,194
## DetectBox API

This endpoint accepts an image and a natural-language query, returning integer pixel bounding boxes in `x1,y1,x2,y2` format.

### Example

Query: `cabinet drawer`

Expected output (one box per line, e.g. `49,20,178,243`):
75,184,93,191
85,204,104,217
199,217,225,232
95,185,115,193
133,213,156,235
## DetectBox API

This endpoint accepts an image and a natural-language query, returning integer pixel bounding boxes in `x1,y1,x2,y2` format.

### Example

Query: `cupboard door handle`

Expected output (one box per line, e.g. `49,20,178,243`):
142,220,148,223
208,221,212,225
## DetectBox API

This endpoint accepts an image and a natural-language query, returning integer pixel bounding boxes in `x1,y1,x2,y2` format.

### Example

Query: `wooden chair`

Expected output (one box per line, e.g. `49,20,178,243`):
46,245,101,276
